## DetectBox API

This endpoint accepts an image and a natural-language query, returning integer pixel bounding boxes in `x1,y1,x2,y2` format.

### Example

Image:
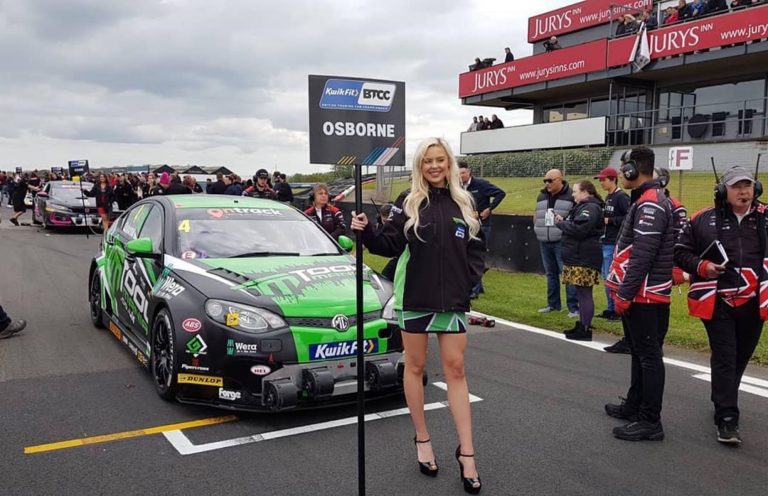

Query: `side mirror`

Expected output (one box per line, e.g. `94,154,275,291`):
337,235,354,252
126,238,159,259
37,191,48,198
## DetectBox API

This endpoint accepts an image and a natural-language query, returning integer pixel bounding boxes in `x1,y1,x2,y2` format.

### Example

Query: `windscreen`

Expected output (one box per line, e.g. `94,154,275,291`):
52,183,96,205
175,206,342,259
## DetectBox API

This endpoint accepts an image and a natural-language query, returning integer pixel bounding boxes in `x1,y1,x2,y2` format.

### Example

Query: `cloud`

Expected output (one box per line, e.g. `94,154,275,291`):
0,0,563,175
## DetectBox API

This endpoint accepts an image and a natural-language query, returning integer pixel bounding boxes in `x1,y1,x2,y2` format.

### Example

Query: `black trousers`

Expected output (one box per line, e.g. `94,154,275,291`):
0,304,10,331
622,303,671,423
702,299,764,424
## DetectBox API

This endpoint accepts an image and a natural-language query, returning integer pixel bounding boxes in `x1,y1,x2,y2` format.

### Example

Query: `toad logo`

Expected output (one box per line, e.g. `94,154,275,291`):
332,314,350,332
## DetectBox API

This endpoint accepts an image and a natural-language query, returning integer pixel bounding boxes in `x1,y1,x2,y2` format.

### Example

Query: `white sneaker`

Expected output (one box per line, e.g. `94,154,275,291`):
567,311,580,318
538,306,555,313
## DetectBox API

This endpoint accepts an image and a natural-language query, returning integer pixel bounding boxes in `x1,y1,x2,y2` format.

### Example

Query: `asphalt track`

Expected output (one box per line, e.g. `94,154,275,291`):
1,211,767,496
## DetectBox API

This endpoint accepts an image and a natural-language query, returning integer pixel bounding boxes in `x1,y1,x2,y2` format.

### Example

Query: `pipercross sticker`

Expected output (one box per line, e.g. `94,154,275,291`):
309,339,378,361
320,79,396,112
186,335,208,357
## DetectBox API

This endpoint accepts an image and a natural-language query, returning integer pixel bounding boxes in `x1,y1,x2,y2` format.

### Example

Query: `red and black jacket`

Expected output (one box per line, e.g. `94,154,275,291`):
605,179,675,304
305,204,346,240
674,204,768,320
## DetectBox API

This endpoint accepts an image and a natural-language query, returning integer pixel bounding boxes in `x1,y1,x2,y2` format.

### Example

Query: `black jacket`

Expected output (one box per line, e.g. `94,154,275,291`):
275,182,294,202
84,184,114,211
464,177,506,224
165,182,191,195
559,196,604,270
362,187,486,313
208,180,227,195
674,204,767,319
114,182,137,210
606,179,675,304
603,188,631,244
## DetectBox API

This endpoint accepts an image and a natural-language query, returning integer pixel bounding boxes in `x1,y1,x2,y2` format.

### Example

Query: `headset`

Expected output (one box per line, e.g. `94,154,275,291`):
654,167,671,189
619,149,639,181
712,155,763,205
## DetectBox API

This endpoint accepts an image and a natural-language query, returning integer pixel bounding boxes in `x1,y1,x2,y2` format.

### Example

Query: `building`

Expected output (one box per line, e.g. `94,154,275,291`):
460,1,768,168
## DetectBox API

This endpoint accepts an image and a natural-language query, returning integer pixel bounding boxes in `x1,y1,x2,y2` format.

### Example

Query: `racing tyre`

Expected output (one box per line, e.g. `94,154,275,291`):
89,270,106,329
151,308,178,401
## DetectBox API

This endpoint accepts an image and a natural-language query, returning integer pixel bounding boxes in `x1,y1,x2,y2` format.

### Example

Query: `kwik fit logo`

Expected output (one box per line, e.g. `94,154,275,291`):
309,339,378,360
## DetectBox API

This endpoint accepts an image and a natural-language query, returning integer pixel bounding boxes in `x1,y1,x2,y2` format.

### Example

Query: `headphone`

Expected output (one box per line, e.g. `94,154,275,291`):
620,150,639,181
714,172,763,205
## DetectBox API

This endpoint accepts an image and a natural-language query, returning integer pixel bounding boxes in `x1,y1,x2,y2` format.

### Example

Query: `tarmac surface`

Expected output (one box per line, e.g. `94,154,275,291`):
1,209,767,495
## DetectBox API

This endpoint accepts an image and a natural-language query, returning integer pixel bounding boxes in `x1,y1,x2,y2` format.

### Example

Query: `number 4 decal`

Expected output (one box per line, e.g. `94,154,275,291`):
178,219,191,233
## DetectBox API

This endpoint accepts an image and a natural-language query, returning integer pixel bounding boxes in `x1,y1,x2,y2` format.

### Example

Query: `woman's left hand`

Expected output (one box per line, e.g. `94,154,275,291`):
554,213,563,222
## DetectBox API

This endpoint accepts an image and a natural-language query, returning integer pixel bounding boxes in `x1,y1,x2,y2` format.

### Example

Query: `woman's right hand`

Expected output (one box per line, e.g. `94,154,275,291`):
350,211,368,231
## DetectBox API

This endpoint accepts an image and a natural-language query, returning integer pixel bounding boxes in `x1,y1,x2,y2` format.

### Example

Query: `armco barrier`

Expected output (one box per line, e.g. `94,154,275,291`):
334,202,545,274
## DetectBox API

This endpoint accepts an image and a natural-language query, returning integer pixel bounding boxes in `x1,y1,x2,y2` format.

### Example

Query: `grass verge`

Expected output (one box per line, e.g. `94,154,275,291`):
363,254,768,366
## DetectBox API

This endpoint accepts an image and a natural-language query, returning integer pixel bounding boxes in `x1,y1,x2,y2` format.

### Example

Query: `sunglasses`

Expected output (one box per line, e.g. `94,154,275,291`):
543,178,559,184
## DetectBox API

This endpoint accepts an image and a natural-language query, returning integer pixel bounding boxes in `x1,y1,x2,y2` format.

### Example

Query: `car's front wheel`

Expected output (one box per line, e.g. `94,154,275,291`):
89,269,106,329
151,308,178,401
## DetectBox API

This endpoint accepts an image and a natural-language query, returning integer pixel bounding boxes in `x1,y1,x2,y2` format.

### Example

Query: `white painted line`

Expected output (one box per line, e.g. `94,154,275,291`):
163,382,483,455
469,311,768,393
691,374,768,399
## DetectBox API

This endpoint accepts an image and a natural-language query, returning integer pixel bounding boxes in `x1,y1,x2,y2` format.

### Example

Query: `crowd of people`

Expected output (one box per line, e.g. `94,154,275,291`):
618,0,765,34
466,115,504,132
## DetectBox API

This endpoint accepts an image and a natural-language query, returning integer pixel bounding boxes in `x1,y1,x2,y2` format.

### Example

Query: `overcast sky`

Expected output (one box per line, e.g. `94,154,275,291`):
0,0,566,176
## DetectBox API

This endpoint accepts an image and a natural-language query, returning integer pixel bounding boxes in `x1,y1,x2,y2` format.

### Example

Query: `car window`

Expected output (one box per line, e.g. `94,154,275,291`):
138,206,164,252
121,203,153,241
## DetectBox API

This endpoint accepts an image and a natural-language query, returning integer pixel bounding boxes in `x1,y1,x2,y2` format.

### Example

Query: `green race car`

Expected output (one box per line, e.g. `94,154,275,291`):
88,194,405,411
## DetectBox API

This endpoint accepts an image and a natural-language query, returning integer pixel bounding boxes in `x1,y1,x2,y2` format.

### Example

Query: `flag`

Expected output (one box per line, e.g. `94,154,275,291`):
630,23,651,71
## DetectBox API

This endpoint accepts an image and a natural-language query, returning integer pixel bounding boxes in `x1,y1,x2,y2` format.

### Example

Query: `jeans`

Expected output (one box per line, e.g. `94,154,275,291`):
539,241,578,312
622,303,670,423
602,244,616,312
0,305,10,332
703,299,764,424
471,224,492,296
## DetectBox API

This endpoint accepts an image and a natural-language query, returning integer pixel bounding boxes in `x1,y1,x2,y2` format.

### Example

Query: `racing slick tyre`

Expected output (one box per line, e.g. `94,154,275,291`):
150,308,179,401
89,269,106,329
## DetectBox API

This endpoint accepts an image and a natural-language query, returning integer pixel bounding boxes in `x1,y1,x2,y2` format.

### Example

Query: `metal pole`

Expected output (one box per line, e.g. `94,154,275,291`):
79,175,89,240
677,170,683,202
353,162,366,496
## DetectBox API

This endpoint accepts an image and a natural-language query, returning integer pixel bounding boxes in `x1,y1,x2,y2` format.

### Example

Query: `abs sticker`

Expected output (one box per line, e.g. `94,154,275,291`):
182,318,202,333
177,373,223,387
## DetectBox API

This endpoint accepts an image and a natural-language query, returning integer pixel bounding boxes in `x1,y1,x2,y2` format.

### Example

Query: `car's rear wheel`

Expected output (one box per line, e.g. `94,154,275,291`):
151,308,178,401
89,270,106,329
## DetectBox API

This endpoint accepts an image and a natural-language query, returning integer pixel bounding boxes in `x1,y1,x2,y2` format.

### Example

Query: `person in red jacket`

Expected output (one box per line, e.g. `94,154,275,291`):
604,147,675,442
674,166,766,445
304,183,346,240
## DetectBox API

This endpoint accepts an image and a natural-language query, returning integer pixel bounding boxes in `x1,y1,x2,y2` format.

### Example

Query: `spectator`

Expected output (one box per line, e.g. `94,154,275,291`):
185,176,203,193
483,117,491,129
305,183,346,240
208,173,227,194
594,167,630,328
114,175,137,211
674,166,765,445
205,178,213,193
0,304,26,339
616,14,639,36
534,169,579,317
9,174,39,226
143,173,164,197
467,117,478,132
678,0,693,20
157,172,172,194
459,161,506,298
222,175,242,196
0,171,8,207
274,173,294,203
244,168,276,199
663,6,680,24
555,180,605,341
690,0,708,16
543,36,561,52
476,115,486,131
504,47,514,63
165,175,192,195
707,0,728,12
641,9,658,29
471,57,483,71
489,114,504,129
604,146,675,442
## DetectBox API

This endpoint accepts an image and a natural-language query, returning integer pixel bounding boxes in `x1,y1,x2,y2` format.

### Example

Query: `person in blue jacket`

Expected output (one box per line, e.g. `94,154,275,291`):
459,161,506,298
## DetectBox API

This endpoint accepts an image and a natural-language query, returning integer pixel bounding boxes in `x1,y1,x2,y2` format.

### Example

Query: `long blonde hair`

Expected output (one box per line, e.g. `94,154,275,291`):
403,137,480,241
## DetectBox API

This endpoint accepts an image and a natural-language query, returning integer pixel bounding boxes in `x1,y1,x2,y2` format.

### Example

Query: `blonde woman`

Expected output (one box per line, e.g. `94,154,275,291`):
351,137,485,494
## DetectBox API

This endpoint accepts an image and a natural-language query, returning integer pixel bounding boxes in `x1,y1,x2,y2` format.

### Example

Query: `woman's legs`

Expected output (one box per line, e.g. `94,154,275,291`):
437,333,478,483
402,332,434,465
577,285,595,328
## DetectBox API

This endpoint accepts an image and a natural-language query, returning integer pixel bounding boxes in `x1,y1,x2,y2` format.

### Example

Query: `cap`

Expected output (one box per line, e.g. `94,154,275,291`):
158,172,170,186
721,166,755,186
255,168,269,179
594,167,618,180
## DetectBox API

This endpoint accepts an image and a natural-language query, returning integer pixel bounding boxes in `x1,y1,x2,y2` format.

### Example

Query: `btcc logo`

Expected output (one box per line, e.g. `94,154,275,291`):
319,79,396,113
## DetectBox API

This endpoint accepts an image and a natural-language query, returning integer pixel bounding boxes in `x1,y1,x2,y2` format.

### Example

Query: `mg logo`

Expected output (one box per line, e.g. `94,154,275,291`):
331,314,350,332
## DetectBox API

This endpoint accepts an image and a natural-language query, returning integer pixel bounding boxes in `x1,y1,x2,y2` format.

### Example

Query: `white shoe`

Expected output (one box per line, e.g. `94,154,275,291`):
538,306,554,313
567,311,580,318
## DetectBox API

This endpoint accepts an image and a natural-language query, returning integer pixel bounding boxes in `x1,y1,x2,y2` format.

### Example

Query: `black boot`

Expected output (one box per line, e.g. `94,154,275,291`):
566,322,592,341
563,321,580,335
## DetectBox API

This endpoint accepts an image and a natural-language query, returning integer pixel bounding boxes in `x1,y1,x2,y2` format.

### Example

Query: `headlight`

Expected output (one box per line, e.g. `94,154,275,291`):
382,296,395,321
205,299,286,334
45,203,71,213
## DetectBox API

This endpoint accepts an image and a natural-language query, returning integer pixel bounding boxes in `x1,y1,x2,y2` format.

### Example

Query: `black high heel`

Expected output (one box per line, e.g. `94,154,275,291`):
455,445,482,494
414,437,438,477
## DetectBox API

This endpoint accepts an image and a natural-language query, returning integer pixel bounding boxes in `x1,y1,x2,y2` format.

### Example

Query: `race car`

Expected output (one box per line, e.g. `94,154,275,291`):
32,180,101,228
88,195,406,411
